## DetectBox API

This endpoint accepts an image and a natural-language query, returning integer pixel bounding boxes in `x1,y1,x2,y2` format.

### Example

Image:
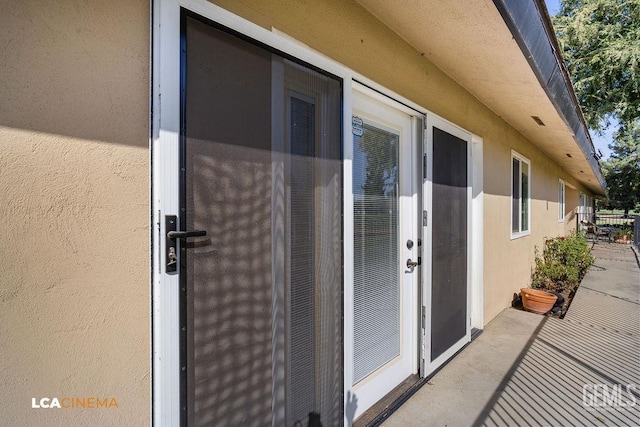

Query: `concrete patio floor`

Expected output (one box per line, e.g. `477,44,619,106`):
383,243,640,427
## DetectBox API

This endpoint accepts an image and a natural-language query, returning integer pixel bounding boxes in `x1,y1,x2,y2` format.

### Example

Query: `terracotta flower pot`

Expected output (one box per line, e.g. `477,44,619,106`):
520,288,558,315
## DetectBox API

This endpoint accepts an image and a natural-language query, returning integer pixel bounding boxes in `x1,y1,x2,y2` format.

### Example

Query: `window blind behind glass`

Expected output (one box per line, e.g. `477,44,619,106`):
353,124,400,384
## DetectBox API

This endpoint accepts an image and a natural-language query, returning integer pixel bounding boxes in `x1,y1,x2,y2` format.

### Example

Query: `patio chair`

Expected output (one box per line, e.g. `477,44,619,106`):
580,220,612,243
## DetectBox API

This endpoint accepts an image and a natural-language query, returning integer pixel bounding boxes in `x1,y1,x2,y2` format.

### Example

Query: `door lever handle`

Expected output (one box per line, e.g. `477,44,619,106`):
165,214,207,273
167,230,207,239
406,259,419,268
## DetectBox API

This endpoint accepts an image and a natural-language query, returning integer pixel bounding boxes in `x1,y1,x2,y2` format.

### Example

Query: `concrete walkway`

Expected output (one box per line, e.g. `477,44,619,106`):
384,243,640,426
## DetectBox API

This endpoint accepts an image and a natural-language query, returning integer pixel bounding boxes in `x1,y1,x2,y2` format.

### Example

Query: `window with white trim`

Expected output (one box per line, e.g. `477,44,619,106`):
511,151,530,236
558,180,565,221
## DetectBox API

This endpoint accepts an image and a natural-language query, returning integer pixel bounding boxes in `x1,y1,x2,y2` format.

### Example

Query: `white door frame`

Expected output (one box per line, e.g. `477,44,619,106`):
151,1,352,425
422,115,483,376
151,0,181,424
346,85,421,420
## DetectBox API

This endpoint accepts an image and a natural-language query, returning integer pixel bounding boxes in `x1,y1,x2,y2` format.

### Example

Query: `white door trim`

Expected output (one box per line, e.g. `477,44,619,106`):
422,115,481,376
347,85,420,420
152,1,353,425
151,0,181,425
471,135,484,331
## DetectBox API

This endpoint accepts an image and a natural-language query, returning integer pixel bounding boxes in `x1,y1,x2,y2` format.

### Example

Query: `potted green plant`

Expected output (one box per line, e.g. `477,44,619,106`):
524,232,594,315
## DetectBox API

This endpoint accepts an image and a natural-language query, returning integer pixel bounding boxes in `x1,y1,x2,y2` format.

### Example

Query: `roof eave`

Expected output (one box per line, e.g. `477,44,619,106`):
492,0,606,194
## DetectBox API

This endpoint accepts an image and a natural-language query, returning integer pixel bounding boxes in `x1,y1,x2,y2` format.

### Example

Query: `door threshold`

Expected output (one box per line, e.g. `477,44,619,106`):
354,330,484,426
353,374,422,427
471,327,483,341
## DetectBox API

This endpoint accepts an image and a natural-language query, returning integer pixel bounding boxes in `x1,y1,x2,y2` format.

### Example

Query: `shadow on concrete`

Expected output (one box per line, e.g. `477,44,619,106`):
473,244,640,426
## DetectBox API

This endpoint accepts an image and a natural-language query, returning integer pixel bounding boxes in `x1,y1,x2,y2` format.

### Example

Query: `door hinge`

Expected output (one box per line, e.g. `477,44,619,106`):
422,305,426,329
423,210,428,227
423,153,427,179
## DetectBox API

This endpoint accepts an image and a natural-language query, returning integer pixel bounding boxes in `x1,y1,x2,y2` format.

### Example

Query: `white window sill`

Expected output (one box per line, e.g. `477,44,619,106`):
511,230,531,240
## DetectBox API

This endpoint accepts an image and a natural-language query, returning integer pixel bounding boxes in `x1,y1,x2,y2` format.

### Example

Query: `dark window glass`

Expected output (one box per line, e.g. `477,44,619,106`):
512,158,520,233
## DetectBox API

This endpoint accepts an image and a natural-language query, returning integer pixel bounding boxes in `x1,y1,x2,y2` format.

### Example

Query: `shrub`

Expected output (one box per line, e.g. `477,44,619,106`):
531,232,594,292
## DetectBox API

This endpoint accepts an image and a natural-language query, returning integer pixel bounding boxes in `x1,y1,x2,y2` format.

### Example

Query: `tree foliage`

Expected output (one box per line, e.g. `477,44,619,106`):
554,0,640,211
359,129,397,197
553,0,640,132
601,119,640,213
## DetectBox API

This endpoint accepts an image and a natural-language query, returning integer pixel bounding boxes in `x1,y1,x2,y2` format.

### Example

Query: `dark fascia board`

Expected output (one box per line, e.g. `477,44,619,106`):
492,0,607,194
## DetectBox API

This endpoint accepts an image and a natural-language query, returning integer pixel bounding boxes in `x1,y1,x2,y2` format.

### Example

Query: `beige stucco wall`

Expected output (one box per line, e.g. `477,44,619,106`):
0,1,150,425
0,0,598,423
564,186,581,234
207,0,597,324
482,129,594,321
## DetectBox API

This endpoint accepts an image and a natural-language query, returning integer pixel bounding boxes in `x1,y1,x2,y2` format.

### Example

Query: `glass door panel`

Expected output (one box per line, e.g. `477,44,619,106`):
350,89,417,420
353,124,400,383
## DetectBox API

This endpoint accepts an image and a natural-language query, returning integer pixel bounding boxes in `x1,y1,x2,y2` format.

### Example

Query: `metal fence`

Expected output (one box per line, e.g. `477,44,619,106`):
576,213,637,246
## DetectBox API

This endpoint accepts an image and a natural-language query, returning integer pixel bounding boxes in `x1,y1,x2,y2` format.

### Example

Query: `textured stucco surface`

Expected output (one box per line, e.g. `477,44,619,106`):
0,0,150,425
208,0,596,324
0,0,598,423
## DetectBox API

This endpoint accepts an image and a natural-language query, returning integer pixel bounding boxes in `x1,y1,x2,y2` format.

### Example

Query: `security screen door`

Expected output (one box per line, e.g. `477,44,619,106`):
351,90,419,418
429,124,470,365
179,13,343,426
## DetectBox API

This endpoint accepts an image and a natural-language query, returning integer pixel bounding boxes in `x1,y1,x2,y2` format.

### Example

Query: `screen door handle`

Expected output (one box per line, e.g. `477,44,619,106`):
167,230,207,239
165,214,207,273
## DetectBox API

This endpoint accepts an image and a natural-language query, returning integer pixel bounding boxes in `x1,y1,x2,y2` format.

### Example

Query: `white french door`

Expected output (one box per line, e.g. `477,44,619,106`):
348,88,420,420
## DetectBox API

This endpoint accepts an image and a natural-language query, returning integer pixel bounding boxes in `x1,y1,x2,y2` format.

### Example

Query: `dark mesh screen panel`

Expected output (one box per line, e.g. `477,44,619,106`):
431,128,467,361
183,15,343,427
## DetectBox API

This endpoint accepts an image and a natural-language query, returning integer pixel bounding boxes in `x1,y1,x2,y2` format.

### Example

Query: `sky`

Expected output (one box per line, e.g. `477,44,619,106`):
544,0,614,160
545,0,561,15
